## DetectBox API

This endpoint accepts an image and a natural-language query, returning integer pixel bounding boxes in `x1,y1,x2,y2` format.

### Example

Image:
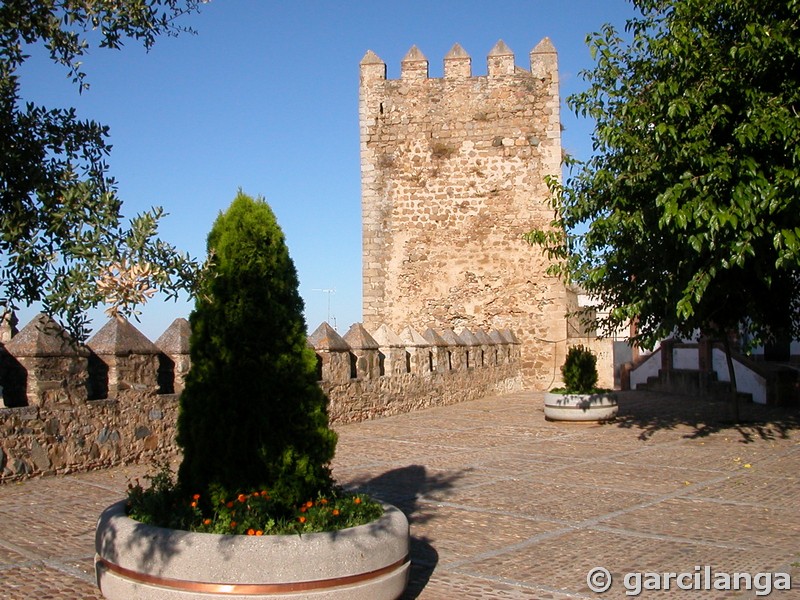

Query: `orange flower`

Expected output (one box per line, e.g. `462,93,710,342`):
192,493,201,501
238,494,247,503
298,516,306,523
247,529,255,536
299,506,307,513
190,501,197,508
332,509,340,516
319,498,328,505
255,530,263,536
354,497,362,505
226,501,234,509
203,519,212,526
305,501,313,508
260,490,269,497
230,521,237,528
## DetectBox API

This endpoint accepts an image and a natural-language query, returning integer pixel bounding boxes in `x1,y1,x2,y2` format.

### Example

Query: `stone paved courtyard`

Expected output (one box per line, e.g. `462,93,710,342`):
1,390,798,599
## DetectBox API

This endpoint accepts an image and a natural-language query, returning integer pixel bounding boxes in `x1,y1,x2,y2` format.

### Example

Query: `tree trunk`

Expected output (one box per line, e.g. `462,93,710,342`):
723,336,740,422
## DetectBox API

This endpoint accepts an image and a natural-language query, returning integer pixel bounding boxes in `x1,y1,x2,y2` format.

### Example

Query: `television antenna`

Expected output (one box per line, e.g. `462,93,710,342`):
312,288,336,330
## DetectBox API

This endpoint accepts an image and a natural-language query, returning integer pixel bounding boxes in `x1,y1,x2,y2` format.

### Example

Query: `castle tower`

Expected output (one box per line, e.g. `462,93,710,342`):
359,39,570,389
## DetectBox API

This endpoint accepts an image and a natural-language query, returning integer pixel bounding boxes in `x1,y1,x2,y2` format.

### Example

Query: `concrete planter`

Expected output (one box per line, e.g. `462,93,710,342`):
544,391,618,422
95,500,409,600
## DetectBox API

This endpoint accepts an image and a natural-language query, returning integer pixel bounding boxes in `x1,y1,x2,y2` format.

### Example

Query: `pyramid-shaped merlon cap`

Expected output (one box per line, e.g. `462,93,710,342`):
5,313,82,357
308,322,350,352
439,328,467,346
422,328,448,347
343,323,380,350
489,329,507,344
155,318,191,354
360,49,385,65
360,49,386,82
500,329,520,344
474,328,494,345
399,325,428,347
402,45,428,63
88,317,159,356
488,39,514,57
445,43,470,60
457,328,481,346
531,37,556,55
444,42,471,78
370,324,405,348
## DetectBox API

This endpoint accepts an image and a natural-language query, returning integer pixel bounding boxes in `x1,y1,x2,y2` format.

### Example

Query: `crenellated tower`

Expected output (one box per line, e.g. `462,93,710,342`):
359,39,571,389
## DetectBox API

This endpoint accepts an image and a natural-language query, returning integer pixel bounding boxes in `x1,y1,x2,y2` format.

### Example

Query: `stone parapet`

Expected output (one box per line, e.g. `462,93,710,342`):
1,314,521,482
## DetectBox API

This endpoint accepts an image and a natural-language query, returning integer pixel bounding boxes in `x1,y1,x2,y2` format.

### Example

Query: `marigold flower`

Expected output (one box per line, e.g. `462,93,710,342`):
226,501,234,509
230,521,237,528
332,509,340,516
260,490,269,497
247,529,255,536
256,530,263,536
306,501,313,508
192,494,201,501
354,497,362,505
238,494,247,503
203,519,212,526
300,506,307,513
190,501,197,508
298,516,306,523
319,498,328,505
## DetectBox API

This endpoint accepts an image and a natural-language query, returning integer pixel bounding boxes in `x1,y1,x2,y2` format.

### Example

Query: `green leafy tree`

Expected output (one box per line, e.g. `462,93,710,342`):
177,192,337,512
529,0,800,358
0,0,205,340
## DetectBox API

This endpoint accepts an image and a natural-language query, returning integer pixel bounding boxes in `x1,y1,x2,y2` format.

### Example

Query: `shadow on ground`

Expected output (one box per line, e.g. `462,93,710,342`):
344,464,467,599
611,390,800,442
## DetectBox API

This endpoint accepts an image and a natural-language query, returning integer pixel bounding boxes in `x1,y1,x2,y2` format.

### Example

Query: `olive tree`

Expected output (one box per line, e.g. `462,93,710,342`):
0,0,206,340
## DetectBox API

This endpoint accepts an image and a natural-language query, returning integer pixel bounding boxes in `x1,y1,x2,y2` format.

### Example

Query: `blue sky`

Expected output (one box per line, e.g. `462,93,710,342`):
15,0,637,341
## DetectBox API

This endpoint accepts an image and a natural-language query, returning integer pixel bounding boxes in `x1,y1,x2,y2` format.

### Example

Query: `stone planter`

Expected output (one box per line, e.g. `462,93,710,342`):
95,500,409,599
544,391,618,422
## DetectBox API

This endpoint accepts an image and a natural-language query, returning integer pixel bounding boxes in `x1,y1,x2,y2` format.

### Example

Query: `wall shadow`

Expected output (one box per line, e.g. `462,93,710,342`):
344,464,465,599
610,390,800,442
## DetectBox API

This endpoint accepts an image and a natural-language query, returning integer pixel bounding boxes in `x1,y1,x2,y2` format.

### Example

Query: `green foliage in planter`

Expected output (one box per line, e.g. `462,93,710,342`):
176,191,337,513
561,345,598,393
127,465,382,535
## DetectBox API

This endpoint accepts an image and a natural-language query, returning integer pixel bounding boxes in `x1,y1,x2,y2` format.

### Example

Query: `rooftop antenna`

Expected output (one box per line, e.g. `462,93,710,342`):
312,288,336,330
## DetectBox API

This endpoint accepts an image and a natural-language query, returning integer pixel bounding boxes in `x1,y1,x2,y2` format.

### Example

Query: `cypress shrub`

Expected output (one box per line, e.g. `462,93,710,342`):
561,345,598,393
176,192,337,511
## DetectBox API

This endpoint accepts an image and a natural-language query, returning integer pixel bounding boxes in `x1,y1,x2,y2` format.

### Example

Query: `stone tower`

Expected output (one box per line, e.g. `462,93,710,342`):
359,39,571,389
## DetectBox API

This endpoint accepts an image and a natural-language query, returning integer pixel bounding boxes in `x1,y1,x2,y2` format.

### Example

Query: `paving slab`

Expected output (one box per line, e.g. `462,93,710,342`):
1,389,799,599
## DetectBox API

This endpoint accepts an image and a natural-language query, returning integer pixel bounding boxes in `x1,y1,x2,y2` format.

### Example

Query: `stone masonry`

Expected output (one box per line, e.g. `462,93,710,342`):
360,39,572,390
1,313,520,481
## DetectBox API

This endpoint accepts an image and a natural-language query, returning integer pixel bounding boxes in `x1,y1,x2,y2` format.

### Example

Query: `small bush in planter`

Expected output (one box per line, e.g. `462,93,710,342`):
127,191,381,533
560,344,598,393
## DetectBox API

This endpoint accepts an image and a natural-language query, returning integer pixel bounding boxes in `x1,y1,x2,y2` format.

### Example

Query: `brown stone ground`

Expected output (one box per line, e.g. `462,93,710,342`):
1,390,799,599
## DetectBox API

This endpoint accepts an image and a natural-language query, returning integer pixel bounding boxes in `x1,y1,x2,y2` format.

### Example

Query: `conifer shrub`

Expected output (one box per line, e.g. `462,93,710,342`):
175,192,337,515
561,345,598,393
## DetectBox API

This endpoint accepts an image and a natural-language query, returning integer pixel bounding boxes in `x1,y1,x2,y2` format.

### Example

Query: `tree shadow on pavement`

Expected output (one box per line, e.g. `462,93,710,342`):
610,390,800,442
344,464,465,599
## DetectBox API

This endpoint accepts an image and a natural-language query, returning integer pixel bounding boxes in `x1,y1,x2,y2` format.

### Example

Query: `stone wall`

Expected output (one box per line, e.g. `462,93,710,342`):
310,322,523,423
360,39,570,390
1,314,521,482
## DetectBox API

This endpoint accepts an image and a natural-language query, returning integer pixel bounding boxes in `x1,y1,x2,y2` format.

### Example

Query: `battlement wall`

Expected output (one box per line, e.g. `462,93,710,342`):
0,314,521,481
359,39,568,389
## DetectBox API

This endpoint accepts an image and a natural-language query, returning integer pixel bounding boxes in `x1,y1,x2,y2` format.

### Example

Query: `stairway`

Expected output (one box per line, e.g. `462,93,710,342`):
637,367,753,403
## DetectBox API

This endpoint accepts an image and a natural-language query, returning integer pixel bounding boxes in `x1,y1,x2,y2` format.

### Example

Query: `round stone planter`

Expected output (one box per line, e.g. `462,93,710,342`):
95,500,409,600
544,391,618,422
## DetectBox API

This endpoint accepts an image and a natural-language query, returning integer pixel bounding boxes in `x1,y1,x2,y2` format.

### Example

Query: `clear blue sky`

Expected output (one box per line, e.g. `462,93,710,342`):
15,0,638,341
